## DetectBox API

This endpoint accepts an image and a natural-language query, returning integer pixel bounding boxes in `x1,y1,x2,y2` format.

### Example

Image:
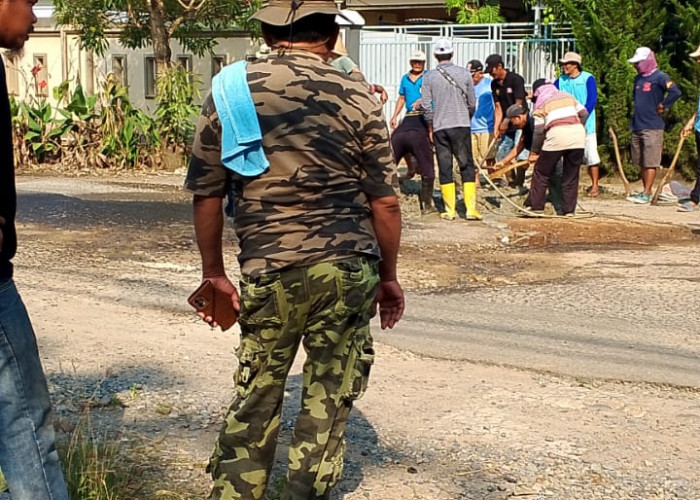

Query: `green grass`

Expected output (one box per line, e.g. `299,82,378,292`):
59,414,131,500
0,408,200,500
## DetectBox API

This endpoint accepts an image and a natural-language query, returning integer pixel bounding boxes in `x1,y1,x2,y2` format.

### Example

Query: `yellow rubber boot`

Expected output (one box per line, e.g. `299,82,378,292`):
440,183,456,220
463,182,483,220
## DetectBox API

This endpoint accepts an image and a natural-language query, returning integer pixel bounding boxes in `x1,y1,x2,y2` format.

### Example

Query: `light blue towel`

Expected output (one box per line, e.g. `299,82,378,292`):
211,60,269,177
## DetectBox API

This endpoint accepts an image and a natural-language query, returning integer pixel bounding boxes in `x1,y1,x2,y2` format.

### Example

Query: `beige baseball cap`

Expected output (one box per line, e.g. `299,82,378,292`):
690,45,700,58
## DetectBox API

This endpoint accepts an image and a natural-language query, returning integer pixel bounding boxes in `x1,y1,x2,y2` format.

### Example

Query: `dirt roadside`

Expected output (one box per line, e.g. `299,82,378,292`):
11,173,700,500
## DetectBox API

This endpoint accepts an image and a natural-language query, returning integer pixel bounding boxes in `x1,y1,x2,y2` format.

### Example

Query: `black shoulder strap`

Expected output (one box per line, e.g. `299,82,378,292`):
436,65,469,102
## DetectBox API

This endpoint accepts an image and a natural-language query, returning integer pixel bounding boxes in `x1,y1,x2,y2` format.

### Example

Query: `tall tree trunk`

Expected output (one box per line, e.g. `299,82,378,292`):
149,0,172,75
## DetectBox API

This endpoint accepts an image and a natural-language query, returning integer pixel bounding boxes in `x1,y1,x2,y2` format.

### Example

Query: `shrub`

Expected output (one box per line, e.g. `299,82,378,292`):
155,66,201,156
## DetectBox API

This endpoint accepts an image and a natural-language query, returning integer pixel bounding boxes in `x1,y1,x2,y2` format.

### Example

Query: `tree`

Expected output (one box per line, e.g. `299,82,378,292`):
444,0,506,24
53,0,261,74
542,0,700,179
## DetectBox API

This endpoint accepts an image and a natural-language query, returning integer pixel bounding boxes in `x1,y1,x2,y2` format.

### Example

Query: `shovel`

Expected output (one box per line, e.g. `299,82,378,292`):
488,160,529,181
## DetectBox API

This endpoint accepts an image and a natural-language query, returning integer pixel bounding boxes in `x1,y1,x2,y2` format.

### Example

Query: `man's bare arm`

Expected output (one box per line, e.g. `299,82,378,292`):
390,95,406,129
193,195,240,317
369,194,404,329
493,101,503,139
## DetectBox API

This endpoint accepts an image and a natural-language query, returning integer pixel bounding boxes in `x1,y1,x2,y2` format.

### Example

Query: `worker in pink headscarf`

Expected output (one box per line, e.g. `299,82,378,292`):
626,46,681,204
524,78,589,216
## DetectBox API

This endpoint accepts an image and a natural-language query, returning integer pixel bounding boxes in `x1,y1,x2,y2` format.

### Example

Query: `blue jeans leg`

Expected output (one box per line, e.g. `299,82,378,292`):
495,132,516,162
0,279,69,500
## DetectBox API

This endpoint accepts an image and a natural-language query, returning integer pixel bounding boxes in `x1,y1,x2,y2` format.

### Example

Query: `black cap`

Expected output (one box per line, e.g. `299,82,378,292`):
532,78,547,94
505,104,529,118
484,54,504,74
467,59,483,73
531,78,547,102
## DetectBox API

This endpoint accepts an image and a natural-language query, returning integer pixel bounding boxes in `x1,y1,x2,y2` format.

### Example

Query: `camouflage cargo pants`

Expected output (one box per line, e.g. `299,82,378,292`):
209,256,380,500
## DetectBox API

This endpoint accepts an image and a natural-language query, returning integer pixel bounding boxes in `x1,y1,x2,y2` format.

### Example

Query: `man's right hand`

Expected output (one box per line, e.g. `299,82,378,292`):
372,279,405,330
681,125,693,139
0,216,5,249
390,117,398,130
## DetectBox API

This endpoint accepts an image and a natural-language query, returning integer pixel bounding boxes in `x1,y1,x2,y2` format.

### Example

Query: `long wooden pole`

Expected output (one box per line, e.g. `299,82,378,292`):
651,135,686,205
608,127,632,197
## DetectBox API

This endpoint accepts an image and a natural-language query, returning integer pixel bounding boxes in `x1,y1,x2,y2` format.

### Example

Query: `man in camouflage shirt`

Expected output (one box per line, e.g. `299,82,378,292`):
184,2,405,499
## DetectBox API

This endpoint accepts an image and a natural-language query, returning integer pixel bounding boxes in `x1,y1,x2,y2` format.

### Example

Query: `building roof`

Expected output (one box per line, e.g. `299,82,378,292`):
346,0,444,8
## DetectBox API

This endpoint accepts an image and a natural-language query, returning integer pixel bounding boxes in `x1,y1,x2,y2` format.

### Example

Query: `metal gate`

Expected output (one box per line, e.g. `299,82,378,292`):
358,23,575,118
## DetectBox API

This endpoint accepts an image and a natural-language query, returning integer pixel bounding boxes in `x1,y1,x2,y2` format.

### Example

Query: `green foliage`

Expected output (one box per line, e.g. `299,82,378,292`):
155,66,200,154
99,75,162,169
52,0,262,59
11,77,162,169
546,0,700,180
445,0,505,24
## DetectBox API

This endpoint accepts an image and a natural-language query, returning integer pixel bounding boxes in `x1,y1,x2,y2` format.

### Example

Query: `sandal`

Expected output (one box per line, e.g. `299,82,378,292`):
586,186,605,197
677,201,698,212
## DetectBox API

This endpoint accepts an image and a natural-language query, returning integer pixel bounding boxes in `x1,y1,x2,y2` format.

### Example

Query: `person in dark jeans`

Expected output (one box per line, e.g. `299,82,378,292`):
679,44,700,212
0,1,71,499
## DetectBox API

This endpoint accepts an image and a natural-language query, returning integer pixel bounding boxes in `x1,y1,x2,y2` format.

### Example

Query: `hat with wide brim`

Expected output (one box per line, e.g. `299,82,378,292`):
690,44,700,58
332,37,348,56
559,51,582,65
251,0,351,26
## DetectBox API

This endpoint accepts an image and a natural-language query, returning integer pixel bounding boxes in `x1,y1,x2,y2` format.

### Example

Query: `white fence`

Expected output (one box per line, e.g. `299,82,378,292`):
358,23,575,119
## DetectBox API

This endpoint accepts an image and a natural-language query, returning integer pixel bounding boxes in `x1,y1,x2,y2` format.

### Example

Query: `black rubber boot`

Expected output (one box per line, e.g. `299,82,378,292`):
421,181,437,214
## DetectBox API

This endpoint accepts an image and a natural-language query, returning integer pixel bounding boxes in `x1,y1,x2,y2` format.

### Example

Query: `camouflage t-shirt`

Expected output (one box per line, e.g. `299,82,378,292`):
185,50,397,277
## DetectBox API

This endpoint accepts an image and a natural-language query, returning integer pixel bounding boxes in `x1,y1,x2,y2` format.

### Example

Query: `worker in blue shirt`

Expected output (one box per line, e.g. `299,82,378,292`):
389,50,436,214
554,52,601,197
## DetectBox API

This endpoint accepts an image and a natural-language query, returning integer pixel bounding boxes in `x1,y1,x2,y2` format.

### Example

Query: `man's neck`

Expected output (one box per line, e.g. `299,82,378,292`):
274,40,331,59
568,68,582,78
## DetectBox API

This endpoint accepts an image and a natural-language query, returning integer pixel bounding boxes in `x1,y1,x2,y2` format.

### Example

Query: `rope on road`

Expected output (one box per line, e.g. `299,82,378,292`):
474,138,597,220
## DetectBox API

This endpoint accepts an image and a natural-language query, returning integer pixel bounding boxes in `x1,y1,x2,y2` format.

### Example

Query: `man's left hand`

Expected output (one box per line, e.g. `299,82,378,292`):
528,152,539,167
657,103,665,116
372,279,405,330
